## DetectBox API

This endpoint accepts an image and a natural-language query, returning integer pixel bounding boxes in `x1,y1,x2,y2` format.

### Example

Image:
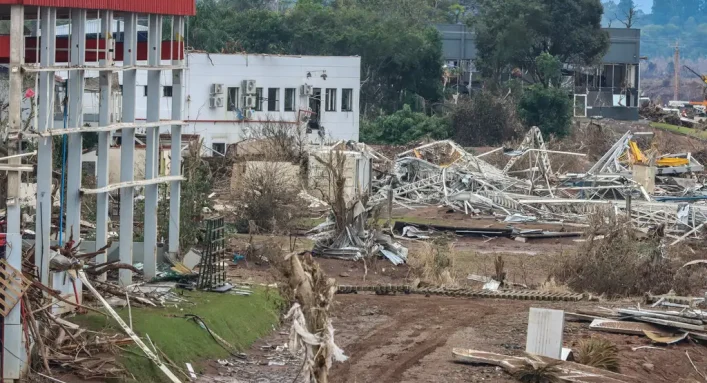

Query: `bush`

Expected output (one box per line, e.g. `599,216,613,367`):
552,210,700,298
235,161,306,233
451,91,522,146
518,85,572,138
360,104,450,145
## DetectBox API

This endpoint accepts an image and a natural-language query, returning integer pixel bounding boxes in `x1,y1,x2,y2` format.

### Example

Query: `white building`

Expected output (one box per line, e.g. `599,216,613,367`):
77,52,361,155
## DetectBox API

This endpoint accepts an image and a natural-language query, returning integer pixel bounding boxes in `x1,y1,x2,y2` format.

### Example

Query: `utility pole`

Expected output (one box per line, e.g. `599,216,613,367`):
674,40,680,101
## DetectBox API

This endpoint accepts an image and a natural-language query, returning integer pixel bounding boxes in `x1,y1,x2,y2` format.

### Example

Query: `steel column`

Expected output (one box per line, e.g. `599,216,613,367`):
4,6,24,379
65,9,86,242
143,14,162,280
169,17,185,255
119,13,138,286
35,7,56,286
95,11,114,281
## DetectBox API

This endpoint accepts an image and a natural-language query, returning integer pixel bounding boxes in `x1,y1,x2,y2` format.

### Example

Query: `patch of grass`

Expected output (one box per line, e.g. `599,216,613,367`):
651,122,707,140
70,288,282,382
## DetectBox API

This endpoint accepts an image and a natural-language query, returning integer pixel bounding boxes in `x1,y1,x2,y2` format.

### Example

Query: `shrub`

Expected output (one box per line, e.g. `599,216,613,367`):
360,104,450,145
575,338,620,372
552,210,699,297
518,85,572,138
451,91,522,146
235,161,306,233
407,237,457,287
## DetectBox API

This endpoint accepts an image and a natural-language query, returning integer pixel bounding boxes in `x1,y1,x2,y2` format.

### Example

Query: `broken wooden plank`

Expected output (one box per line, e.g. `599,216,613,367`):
589,319,663,336
78,271,182,383
452,348,638,383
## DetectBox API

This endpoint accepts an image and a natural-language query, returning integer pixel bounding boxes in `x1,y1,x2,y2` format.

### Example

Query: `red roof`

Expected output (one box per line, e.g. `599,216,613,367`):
0,0,195,16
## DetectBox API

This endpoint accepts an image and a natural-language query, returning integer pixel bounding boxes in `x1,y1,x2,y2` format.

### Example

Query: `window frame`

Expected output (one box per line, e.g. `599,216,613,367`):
267,88,280,112
227,87,240,112
341,88,353,112
255,88,263,111
284,88,296,112
212,143,226,156
325,88,337,112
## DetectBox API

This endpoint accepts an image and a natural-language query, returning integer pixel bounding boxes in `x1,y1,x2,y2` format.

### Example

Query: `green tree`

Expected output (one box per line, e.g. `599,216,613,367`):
188,3,443,114
534,52,562,88
360,105,450,145
472,0,609,83
518,85,572,138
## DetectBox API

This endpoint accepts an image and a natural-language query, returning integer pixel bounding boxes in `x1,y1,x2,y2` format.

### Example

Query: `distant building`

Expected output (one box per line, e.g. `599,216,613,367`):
435,25,642,121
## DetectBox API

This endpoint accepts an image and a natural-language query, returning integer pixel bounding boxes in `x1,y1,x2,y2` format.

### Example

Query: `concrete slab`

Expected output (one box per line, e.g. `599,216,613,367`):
526,307,564,359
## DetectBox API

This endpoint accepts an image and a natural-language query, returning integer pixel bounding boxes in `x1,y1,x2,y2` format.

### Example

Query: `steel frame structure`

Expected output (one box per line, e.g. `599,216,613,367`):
0,3,189,380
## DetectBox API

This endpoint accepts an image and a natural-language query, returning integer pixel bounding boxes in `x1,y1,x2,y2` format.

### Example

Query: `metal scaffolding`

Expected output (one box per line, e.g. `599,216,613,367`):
0,3,190,380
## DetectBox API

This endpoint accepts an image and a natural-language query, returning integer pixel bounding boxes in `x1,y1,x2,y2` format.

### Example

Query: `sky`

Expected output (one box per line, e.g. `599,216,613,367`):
633,0,653,13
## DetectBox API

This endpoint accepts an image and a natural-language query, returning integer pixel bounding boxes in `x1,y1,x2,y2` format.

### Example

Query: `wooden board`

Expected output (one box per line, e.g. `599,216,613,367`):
452,348,637,383
589,319,663,336
0,259,32,317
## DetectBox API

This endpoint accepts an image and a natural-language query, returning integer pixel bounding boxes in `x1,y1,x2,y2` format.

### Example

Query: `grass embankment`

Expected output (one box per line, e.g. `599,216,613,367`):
651,122,707,140
70,288,282,382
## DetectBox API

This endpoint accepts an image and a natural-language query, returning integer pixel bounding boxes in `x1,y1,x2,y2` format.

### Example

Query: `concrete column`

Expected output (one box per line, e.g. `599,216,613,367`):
169,17,185,255
4,6,24,379
65,9,86,242
143,14,163,280
119,13,138,286
35,7,56,286
95,11,114,281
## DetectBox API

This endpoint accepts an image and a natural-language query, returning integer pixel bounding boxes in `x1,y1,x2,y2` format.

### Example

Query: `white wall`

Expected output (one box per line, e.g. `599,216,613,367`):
77,53,361,154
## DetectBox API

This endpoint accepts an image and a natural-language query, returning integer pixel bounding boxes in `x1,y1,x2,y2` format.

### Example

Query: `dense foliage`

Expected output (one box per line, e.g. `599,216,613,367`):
360,105,450,145
189,0,445,114
472,0,609,83
518,85,573,138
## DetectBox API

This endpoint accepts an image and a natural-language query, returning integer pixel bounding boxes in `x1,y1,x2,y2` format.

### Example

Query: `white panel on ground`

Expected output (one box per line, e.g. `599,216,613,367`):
525,307,564,359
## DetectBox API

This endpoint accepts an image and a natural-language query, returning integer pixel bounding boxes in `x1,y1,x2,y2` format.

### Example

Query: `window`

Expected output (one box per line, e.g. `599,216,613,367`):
284,88,296,111
325,88,337,112
227,87,239,111
267,88,279,112
341,88,353,112
255,88,263,111
212,143,226,156
163,86,173,97
143,86,148,97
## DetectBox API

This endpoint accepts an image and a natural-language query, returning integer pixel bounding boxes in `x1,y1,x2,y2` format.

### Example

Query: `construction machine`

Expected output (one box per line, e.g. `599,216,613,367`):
683,65,707,107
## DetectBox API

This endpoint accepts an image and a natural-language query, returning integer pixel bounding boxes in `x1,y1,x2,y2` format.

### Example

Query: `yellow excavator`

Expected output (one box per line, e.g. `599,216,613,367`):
625,141,689,167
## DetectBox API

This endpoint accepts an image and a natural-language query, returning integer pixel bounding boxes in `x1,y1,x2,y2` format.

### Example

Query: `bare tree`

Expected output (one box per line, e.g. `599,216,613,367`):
616,5,638,29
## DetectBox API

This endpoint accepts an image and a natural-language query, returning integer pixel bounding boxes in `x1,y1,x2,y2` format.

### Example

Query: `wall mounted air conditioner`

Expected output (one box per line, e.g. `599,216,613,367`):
209,96,223,108
243,80,257,94
300,84,313,96
210,83,223,95
243,95,257,108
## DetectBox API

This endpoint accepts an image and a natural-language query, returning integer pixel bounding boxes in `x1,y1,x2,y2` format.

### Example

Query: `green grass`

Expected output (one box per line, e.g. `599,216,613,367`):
651,122,707,140
70,288,282,382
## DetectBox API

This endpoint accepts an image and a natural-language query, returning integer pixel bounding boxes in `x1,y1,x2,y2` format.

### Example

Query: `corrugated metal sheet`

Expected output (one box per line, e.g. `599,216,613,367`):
0,0,195,16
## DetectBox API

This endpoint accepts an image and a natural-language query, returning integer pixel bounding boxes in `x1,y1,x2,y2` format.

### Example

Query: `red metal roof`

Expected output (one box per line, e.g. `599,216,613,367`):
0,0,195,16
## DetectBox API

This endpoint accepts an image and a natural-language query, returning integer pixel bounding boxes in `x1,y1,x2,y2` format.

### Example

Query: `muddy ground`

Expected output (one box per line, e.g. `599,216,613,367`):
204,218,707,383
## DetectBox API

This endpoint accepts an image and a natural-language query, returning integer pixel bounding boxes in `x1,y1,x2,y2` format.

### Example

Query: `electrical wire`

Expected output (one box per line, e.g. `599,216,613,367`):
182,314,241,358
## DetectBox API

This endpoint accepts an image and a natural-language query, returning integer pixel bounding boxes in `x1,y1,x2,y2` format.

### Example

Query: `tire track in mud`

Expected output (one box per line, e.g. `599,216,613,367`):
331,295,497,383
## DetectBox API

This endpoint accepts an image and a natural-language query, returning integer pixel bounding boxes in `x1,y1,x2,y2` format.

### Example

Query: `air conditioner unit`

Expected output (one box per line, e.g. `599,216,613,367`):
243,80,257,94
244,109,254,119
210,83,223,95
300,84,313,96
209,96,223,108
243,95,257,109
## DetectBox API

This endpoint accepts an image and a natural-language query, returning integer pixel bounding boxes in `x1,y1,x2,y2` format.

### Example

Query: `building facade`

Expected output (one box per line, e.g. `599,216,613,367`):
76,52,361,155
435,24,642,121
